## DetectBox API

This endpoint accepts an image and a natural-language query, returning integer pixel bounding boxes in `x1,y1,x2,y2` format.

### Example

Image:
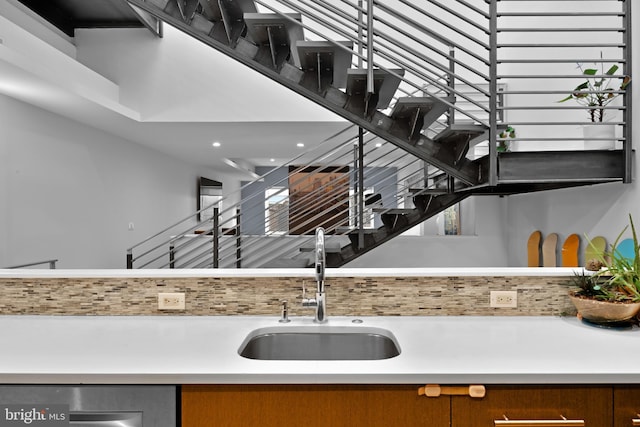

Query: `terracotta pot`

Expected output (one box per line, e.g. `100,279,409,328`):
568,292,640,323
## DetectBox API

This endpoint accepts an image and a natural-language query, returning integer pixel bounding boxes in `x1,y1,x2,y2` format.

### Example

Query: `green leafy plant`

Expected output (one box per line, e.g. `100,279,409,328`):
497,125,515,152
558,55,631,122
589,214,640,301
570,272,613,300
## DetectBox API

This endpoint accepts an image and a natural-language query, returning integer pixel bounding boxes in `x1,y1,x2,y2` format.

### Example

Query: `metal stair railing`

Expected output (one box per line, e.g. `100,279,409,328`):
221,140,444,267
4,259,58,269
127,0,631,174
252,0,493,127
493,0,631,182
126,0,632,268
128,123,444,268
127,124,356,268
216,135,416,268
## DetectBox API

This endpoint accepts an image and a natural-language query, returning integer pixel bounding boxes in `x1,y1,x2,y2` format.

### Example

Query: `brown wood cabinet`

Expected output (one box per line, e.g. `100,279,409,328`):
614,386,640,427
451,385,612,426
182,385,449,427
182,384,639,427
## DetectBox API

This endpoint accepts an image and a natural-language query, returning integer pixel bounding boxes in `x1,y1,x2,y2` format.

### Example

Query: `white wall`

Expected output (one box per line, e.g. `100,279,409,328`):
74,26,340,123
345,196,509,267
0,94,226,268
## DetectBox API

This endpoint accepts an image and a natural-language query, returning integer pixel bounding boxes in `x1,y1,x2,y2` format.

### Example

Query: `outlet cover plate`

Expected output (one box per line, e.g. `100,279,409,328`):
158,292,186,310
490,290,517,308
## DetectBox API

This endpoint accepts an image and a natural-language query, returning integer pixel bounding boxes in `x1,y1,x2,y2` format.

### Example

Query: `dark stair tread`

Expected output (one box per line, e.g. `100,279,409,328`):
243,12,304,68
435,123,487,143
391,96,453,123
389,96,454,144
244,13,304,42
244,14,304,53
190,13,215,35
346,68,405,110
296,40,354,88
177,0,199,21
198,0,256,22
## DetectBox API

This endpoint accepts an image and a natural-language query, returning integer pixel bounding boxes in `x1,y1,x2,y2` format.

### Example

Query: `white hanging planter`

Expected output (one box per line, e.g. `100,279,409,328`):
582,123,616,150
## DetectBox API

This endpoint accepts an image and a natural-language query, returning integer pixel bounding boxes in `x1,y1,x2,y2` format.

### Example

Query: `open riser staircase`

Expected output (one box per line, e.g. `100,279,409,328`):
130,129,471,268
126,0,632,269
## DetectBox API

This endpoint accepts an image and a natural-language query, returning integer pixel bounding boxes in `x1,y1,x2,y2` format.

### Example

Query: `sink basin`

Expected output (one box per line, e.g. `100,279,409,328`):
238,325,400,360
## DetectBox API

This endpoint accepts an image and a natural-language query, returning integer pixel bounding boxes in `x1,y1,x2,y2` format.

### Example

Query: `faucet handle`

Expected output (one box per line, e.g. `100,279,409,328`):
279,299,290,323
301,281,316,307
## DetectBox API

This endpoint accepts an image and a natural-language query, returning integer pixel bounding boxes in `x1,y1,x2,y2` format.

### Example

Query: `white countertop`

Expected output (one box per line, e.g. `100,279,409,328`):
0,267,582,278
0,315,638,384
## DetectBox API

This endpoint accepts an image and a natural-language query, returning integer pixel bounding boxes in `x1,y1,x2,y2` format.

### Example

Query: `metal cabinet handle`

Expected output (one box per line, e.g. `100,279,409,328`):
418,384,485,398
495,415,584,426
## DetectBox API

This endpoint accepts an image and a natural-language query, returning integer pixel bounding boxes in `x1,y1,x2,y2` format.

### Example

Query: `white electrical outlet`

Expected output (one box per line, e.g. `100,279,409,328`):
158,292,186,310
490,290,518,308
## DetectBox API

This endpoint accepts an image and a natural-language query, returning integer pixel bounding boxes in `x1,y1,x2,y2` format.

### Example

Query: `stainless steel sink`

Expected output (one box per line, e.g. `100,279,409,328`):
238,325,400,360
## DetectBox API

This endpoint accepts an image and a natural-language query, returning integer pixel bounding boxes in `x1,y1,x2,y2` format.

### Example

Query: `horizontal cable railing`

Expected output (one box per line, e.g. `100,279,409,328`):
494,0,630,156
129,124,444,268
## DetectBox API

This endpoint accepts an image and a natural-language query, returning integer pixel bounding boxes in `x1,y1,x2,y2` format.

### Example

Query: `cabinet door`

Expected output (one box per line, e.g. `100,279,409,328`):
451,385,612,427
614,386,640,427
182,384,449,427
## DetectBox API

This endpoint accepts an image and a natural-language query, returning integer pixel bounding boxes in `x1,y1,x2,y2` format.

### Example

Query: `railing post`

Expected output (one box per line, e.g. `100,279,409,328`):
488,0,498,186
358,128,365,249
236,208,242,268
213,207,219,268
169,241,175,268
126,251,133,269
357,0,363,68
366,0,374,96
447,46,456,127
622,0,632,183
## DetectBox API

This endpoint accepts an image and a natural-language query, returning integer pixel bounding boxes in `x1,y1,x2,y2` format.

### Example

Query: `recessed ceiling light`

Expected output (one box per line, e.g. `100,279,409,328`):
270,158,275,162
296,143,305,148
375,143,382,147
212,141,221,147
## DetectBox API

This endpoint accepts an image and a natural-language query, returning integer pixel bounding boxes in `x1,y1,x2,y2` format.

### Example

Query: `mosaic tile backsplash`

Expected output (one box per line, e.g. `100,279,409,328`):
0,275,576,316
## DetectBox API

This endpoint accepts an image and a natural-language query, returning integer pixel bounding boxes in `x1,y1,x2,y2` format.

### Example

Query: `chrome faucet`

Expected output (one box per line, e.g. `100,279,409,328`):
302,227,327,323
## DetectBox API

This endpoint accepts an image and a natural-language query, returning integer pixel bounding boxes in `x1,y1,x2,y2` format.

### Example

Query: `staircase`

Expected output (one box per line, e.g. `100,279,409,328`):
125,0,632,269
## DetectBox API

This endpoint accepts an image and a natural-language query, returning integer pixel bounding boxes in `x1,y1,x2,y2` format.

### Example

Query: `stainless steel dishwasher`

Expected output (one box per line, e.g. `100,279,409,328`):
0,385,176,427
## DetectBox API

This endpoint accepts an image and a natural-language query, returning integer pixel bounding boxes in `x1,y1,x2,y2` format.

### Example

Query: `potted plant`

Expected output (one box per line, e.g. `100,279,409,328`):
558,60,631,122
497,125,515,152
569,214,640,323
558,57,631,149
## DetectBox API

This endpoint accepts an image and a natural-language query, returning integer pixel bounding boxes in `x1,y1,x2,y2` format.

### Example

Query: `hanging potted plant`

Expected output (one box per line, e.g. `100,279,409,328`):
569,214,640,323
558,56,631,149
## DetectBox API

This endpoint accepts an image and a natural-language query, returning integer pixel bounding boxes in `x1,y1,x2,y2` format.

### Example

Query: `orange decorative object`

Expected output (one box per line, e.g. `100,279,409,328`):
561,234,580,267
527,231,542,267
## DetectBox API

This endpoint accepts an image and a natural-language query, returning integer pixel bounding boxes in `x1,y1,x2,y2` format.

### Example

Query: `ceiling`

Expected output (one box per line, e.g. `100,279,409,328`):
16,0,145,37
